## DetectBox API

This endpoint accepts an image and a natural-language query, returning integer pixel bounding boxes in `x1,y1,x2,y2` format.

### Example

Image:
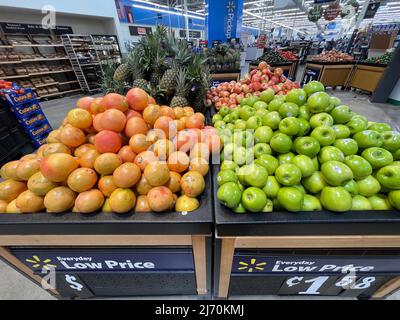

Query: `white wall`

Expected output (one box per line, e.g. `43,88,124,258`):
0,0,126,52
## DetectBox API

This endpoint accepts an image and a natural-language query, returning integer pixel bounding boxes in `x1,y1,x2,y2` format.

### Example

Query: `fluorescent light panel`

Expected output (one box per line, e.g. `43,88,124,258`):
132,3,205,20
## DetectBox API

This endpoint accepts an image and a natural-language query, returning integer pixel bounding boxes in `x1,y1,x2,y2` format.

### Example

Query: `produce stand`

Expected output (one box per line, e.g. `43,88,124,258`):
212,168,400,299
347,62,387,93
301,61,354,88
0,174,213,299
210,70,240,87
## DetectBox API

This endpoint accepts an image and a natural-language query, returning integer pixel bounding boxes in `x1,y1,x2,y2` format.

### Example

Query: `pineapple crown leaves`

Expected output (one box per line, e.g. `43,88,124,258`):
175,68,191,97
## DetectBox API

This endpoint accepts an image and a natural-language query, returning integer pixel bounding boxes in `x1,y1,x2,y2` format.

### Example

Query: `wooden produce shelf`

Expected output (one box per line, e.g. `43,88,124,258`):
38,88,81,99
347,62,387,93
301,61,354,87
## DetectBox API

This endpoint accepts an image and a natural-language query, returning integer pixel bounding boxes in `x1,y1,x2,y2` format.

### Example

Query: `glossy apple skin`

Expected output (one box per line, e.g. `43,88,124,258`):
298,105,311,121
262,111,281,130
246,116,262,130
307,92,331,113
381,131,400,152
263,176,280,198
376,165,400,190
278,152,296,165
303,171,327,194
344,155,373,180
277,187,304,212
302,194,322,211
388,190,400,209
304,81,325,96
369,194,393,210
285,88,307,106
259,88,275,103
333,139,358,156
254,154,279,175
318,146,345,164
297,118,311,136
242,187,268,212
330,105,353,124
344,180,359,197
242,164,269,188
321,161,354,186
270,133,293,154
361,147,393,169
353,130,383,149
352,195,372,211
217,182,242,209
239,106,256,121
347,116,368,135
356,175,381,197
332,124,351,139
292,155,315,178
254,126,273,144
320,186,352,212
309,113,334,128
279,102,299,118
294,137,321,158
279,117,300,136
254,143,272,159
368,123,392,132
275,163,302,186
311,126,336,146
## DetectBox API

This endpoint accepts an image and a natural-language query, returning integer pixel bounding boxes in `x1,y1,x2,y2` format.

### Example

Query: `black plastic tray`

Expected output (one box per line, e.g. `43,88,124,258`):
250,62,292,67
212,166,400,237
356,61,388,68
0,172,214,236
306,60,355,65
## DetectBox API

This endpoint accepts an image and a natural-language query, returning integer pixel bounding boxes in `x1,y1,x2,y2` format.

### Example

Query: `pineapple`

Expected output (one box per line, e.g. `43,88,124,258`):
113,63,131,82
160,68,176,95
170,68,190,108
128,50,149,91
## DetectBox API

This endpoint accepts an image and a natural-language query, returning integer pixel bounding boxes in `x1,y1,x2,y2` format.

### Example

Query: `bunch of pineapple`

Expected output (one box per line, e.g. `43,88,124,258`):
111,26,210,112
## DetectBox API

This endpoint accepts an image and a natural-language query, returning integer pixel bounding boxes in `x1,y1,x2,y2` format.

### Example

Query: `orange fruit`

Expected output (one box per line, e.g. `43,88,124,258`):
204,134,222,155
74,144,95,158
185,113,204,129
134,151,157,171
109,188,136,213
126,88,149,111
125,117,148,138
90,97,105,114
144,161,170,187
16,159,40,181
93,113,104,132
167,151,190,173
147,128,166,143
94,130,122,154
27,172,58,196
67,168,98,193
173,129,200,153
189,157,209,176
173,107,185,119
44,187,76,213
42,143,71,157
100,109,127,133
165,171,181,193
98,175,118,197
125,109,143,120
129,133,152,154
154,116,175,139
60,125,86,148
74,189,104,213
113,163,141,188
174,119,185,132
180,171,205,197
153,139,175,160
40,153,78,182
15,190,44,213
183,107,194,116
135,195,151,212
143,104,162,126
134,175,153,195
79,149,101,169
190,142,210,160
160,106,176,119
67,108,92,129
0,180,27,202
94,153,122,175
118,146,136,163
102,93,129,112
147,186,174,212
77,97,95,112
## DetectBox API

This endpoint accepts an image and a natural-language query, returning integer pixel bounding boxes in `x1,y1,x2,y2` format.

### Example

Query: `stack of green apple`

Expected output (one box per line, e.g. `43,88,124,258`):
213,81,400,213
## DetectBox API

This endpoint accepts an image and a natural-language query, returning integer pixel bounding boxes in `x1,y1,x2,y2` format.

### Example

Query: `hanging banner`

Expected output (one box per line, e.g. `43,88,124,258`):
364,1,381,19
324,3,340,21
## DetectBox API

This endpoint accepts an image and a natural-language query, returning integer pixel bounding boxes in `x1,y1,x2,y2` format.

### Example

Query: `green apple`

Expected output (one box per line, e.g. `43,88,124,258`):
233,146,253,166
239,106,256,120
242,187,268,212
253,101,268,110
297,118,311,137
246,96,260,107
254,126,273,144
263,176,280,198
246,116,262,130
354,130,383,149
214,120,226,129
260,88,275,103
294,136,320,158
255,108,269,119
394,149,400,160
218,106,230,117
279,102,299,118
303,171,327,194
298,105,311,121
321,161,354,186
268,98,284,112
224,113,237,124
275,163,302,186
237,166,248,185
330,96,341,107
234,119,247,131
344,180,359,197
312,157,320,171
302,194,322,211
292,155,316,178
307,92,331,113
233,202,246,213
285,88,307,106
270,133,293,154
278,152,296,165
217,170,238,186
262,198,274,212
223,143,235,161
277,187,304,212
212,114,223,124
332,124,351,139
333,139,358,156
330,105,353,124
254,143,272,158
357,175,381,197
369,194,393,210
320,186,352,212
304,80,325,96
221,160,239,172
217,182,242,209
278,117,299,136
242,164,269,188
311,126,336,146
262,111,281,130
361,147,394,169
377,165,400,190
293,184,306,194
388,190,400,209
347,116,368,135
255,154,279,175
309,113,334,128
381,131,400,152
344,155,373,180
318,146,345,163
352,195,372,211
233,131,253,147
368,122,392,132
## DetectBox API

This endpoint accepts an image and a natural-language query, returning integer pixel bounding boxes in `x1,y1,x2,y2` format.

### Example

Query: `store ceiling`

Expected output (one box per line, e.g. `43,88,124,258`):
138,0,400,36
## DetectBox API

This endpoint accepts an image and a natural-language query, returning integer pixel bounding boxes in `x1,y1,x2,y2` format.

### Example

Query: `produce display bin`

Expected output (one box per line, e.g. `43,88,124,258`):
212,167,400,299
211,71,241,87
347,62,387,93
301,61,354,88
0,173,213,299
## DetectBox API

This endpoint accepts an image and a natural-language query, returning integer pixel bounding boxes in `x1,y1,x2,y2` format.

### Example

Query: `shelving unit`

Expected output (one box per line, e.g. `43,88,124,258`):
92,35,122,65
61,34,104,93
0,23,82,100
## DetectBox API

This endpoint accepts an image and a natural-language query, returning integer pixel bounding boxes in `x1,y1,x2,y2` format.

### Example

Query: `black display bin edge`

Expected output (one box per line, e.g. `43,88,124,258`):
212,165,400,237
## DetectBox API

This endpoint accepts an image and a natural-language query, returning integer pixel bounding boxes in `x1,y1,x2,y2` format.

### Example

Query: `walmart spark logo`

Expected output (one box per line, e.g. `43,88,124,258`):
25,256,57,270
227,1,235,12
238,258,266,273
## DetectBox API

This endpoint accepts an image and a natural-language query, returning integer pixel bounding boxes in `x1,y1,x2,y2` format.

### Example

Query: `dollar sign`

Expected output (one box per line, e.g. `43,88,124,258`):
65,275,83,291
286,276,303,287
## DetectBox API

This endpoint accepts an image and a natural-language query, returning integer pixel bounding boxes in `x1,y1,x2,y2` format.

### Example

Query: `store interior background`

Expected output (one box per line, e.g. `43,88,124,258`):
0,0,399,299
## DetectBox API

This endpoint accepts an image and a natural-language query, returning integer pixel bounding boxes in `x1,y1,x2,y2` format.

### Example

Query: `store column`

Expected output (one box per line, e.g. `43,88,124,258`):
205,0,244,45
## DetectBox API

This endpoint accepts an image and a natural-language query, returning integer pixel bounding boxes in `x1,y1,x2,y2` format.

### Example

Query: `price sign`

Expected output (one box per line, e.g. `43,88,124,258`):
302,67,321,84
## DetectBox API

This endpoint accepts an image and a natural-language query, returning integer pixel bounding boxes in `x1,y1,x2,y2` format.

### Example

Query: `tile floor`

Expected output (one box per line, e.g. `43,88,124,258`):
0,90,399,300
